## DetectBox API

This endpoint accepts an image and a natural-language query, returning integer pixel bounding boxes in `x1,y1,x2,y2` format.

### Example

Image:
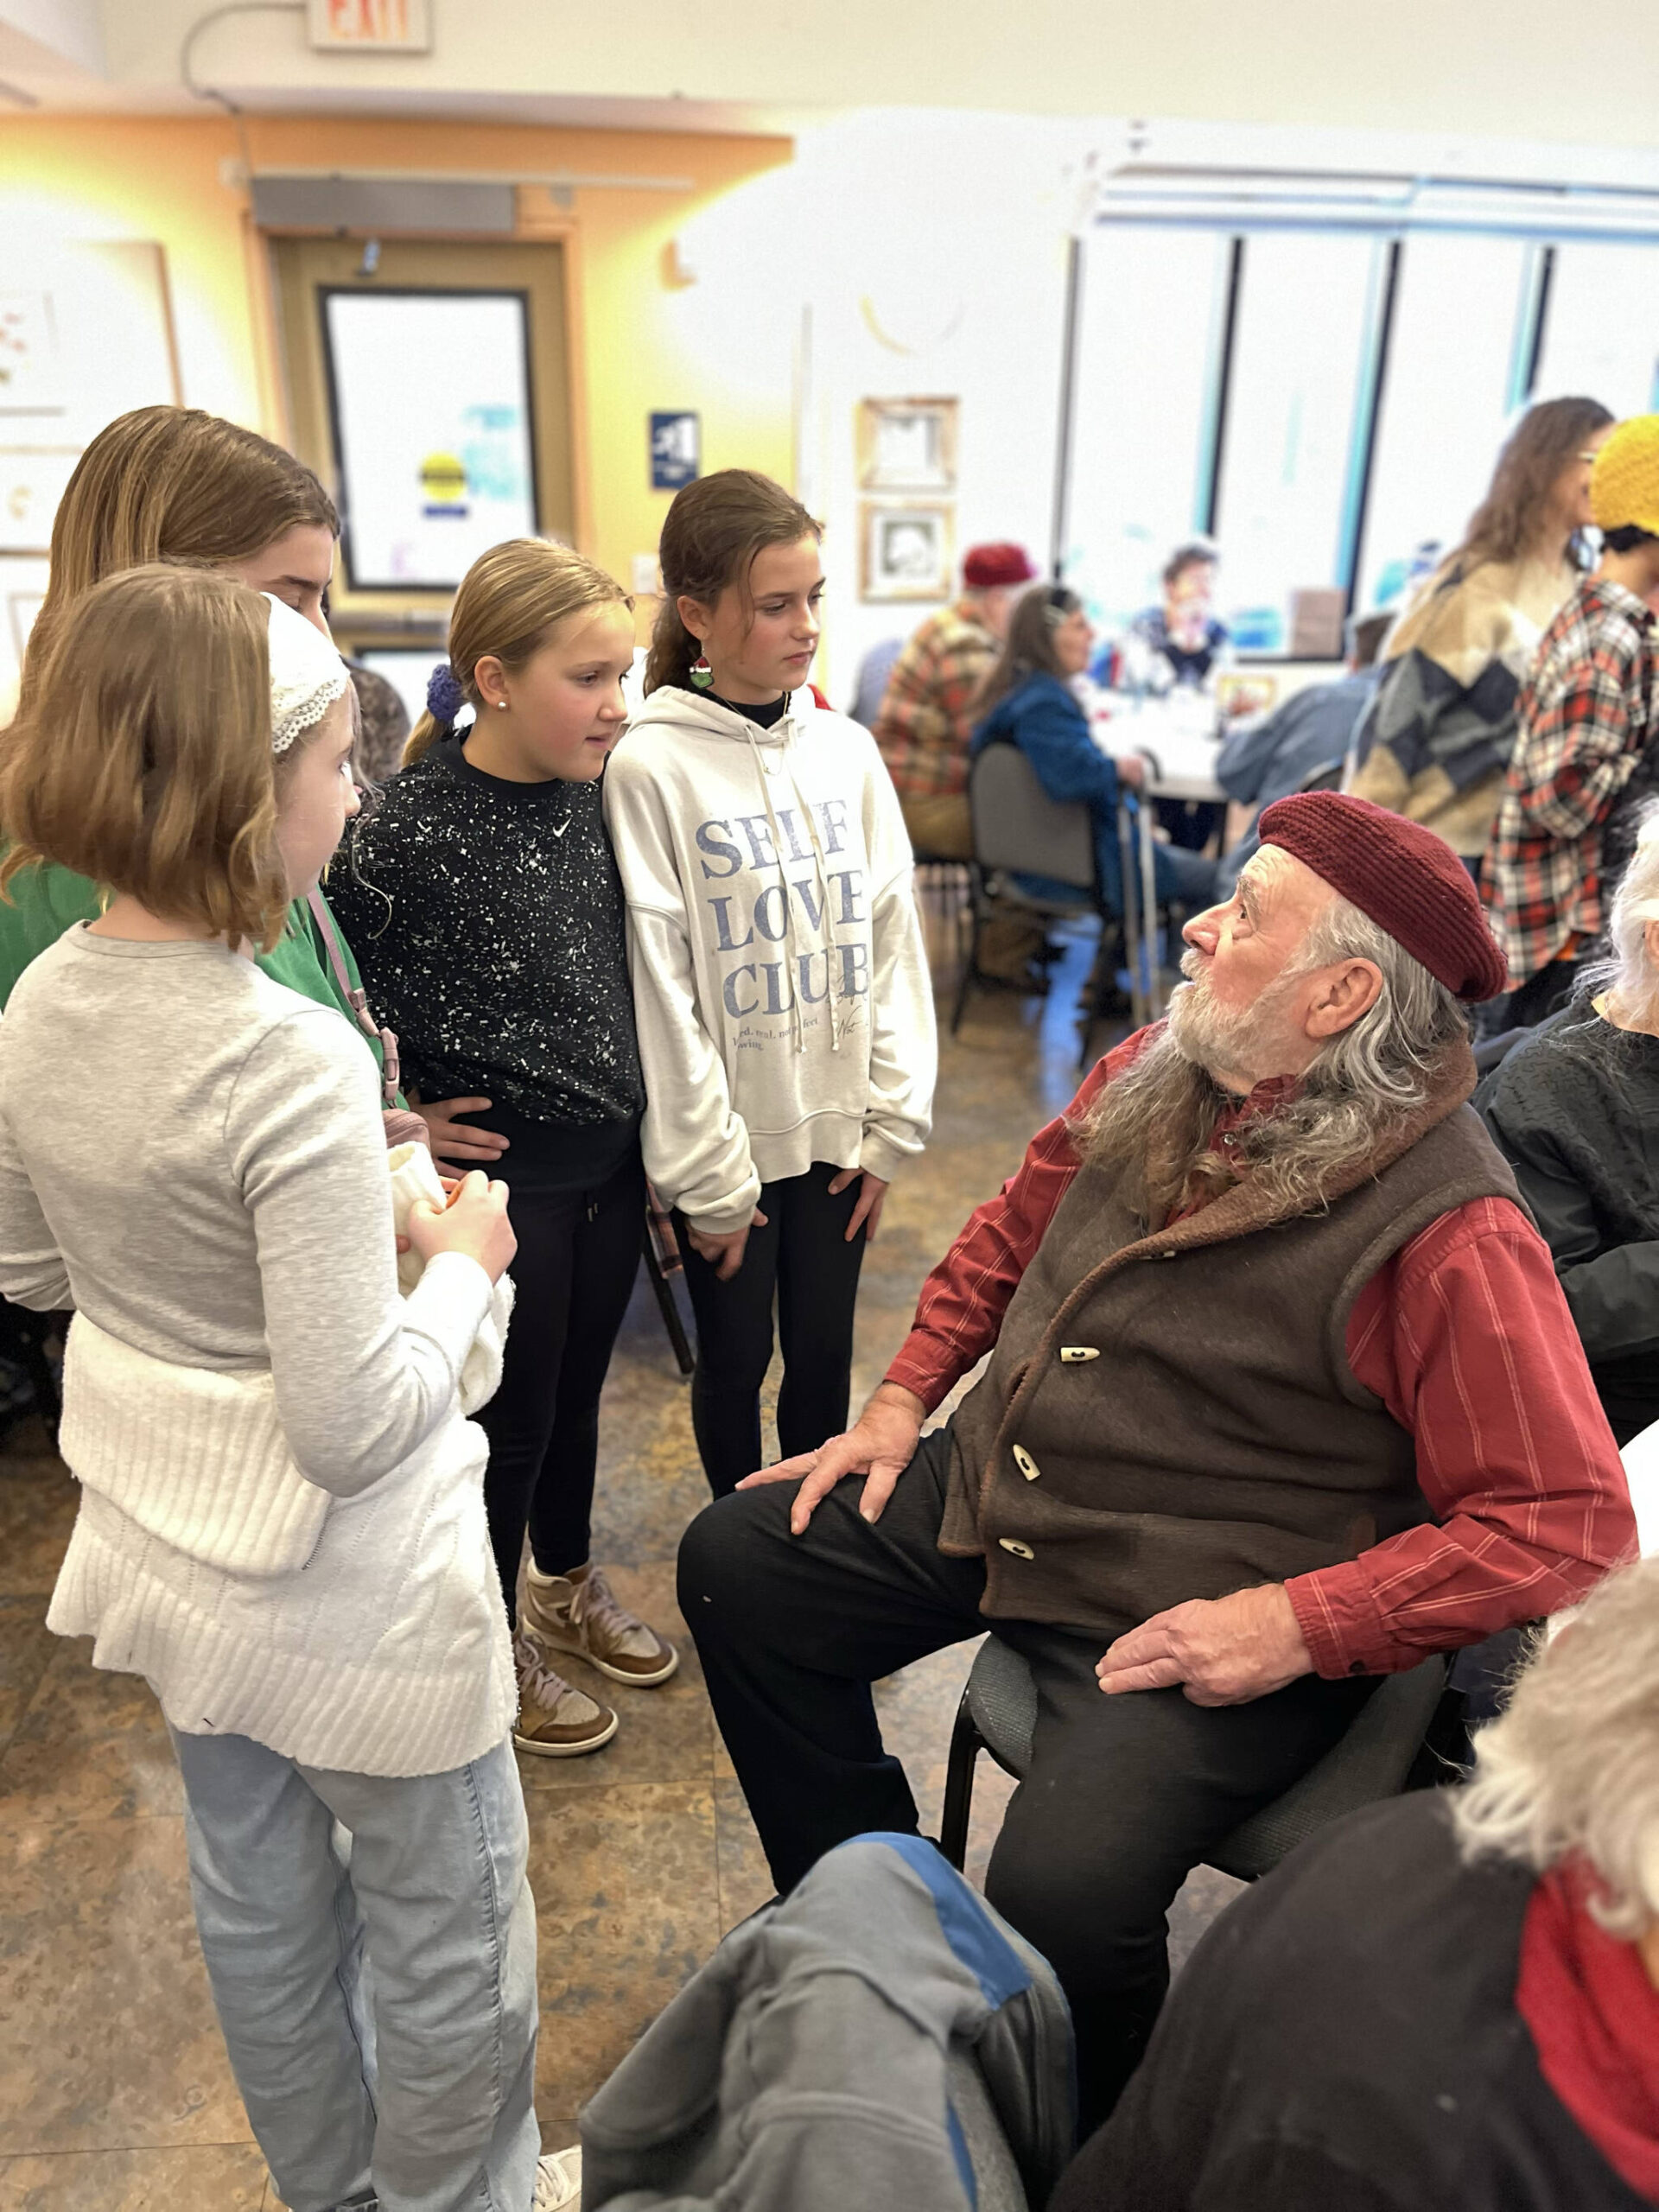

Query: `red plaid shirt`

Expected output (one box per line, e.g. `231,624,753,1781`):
873,601,998,800
1483,577,1657,988
884,1030,1635,1678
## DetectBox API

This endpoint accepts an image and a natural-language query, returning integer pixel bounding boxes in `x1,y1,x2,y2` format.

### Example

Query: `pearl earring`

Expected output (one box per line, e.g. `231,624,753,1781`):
495,700,508,710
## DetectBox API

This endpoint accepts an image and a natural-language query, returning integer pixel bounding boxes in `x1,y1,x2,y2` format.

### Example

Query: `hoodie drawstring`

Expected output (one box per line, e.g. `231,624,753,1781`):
742,719,843,1054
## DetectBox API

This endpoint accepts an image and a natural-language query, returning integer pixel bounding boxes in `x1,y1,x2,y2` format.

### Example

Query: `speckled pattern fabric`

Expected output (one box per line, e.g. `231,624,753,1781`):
327,732,645,1133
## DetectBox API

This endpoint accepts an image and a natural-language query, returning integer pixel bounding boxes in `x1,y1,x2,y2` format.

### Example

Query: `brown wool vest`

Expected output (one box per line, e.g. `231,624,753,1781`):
941,1045,1524,1637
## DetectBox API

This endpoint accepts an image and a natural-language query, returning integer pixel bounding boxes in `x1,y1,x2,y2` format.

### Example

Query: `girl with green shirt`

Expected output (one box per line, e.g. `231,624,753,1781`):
0,404,451,1122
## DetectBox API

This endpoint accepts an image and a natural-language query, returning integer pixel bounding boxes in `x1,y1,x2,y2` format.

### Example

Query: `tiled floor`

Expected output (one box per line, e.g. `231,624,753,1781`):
0,913,1242,2209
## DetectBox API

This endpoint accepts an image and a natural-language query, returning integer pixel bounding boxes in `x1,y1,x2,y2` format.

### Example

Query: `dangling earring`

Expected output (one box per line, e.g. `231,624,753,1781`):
690,645,715,690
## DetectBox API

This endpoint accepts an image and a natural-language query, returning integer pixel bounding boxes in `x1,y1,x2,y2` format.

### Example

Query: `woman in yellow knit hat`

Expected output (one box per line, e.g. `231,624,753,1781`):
1480,416,1659,1030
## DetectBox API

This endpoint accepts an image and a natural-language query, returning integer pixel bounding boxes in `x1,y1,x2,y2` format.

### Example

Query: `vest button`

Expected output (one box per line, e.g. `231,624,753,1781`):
1059,1345,1099,1363
998,1537,1035,1560
1012,1445,1040,1481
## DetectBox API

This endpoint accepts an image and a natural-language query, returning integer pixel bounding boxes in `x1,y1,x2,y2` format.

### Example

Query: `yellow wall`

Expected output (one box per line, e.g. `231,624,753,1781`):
0,112,797,599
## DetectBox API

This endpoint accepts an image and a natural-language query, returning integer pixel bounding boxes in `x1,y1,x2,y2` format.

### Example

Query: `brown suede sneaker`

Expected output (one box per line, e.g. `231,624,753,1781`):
512,1630,618,1757
520,1563,680,1687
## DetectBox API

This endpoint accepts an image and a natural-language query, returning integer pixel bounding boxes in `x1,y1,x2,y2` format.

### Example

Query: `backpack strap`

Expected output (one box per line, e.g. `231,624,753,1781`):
307,888,402,1109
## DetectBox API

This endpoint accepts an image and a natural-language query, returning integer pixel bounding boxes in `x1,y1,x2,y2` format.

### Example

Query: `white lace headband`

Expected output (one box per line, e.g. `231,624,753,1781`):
264,594,350,754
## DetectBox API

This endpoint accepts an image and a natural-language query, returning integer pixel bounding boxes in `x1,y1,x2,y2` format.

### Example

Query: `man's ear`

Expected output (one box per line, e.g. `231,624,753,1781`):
1304,957,1383,1040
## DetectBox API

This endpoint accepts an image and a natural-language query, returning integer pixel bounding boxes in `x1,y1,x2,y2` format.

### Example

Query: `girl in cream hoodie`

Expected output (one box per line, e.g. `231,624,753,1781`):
605,470,936,1495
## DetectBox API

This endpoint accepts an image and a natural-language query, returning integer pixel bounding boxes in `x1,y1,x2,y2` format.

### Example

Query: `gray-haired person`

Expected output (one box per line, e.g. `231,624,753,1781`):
1055,1554,1659,2211
1478,800,1659,1444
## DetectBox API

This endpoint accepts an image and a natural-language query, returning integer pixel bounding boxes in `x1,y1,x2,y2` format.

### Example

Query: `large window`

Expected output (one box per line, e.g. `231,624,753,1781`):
1354,237,1533,611
1211,234,1383,653
1062,204,1659,658
1062,228,1230,634
1532,244,1659,417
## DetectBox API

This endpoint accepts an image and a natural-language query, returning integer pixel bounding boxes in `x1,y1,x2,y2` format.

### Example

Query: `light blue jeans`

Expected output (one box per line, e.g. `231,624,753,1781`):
170,1728,540,2212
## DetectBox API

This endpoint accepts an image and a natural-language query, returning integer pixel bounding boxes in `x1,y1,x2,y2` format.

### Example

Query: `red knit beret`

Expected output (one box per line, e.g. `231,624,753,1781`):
963,542,1038,589
1257,791,1508,1002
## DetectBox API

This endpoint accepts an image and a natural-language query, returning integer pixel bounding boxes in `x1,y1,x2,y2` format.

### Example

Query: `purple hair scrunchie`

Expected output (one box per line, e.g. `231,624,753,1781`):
425,661,467,723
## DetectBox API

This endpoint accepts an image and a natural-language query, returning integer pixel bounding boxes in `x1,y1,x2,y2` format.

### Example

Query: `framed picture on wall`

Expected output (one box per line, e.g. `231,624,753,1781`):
859,501,955,602
0,294,66,415
320,287,539,590
856,397,958,492
0,448,79,554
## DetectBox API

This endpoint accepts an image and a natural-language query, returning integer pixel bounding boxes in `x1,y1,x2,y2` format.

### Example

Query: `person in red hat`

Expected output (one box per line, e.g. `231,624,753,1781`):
874,541,1046,982
679,790,1635,2138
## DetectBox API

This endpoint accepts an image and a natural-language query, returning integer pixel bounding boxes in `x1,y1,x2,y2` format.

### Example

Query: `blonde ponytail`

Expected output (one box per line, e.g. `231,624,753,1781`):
405,539,630,769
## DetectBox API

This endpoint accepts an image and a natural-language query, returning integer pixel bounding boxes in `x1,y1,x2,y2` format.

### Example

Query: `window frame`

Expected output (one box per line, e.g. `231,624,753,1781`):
1058,174,1659,660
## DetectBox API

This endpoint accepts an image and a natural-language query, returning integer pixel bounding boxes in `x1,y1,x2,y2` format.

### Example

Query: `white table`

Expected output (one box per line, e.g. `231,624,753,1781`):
1084,686,1228,805
1618,1420,1659,1558
1084,689,1226,1020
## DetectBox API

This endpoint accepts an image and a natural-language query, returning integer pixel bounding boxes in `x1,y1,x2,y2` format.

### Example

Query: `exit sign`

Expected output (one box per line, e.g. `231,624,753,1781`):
308,0,432,50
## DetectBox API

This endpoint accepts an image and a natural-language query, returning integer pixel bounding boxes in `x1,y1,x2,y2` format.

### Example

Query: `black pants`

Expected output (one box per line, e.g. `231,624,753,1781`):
678,1429,1373,2134
479,1149,645,1627
674,1161,868,1497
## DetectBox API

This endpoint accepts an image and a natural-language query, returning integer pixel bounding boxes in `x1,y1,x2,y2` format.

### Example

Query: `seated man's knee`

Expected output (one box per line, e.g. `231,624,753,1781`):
677,1485,793,1626
986,1788,1176,1958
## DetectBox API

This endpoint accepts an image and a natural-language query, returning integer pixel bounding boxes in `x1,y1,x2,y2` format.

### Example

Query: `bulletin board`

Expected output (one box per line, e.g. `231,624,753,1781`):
321,288,539,591
0,239,181,715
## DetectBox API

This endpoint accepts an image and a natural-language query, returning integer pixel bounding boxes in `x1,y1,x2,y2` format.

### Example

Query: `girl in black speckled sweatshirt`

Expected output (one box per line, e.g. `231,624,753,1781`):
328,539,681,1761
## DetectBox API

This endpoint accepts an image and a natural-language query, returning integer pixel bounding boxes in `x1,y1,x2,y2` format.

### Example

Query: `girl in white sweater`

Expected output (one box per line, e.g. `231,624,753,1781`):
606,470,936,1494
0,568,573,2212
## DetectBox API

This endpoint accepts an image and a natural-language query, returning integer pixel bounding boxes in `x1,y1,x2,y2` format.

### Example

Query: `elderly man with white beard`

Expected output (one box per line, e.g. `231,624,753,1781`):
677,791,1637,2134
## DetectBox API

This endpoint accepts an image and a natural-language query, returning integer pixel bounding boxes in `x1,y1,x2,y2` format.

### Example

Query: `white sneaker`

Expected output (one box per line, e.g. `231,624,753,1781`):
533,2143,582,2210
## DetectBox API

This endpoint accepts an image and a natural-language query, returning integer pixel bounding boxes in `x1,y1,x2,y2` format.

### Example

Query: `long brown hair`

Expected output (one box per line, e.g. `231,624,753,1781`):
643,469,821,695
1447,395,1613,575
973,583,1078,723
0,566,294,952
19,407,337,716
404,538,630,766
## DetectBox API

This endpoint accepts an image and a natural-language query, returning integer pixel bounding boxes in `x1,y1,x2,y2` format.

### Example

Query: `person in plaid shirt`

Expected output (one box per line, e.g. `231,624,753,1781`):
1484,416,1659,1027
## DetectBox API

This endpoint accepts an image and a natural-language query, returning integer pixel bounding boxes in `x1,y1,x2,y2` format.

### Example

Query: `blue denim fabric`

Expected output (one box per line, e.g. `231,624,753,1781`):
170,1728,540,2212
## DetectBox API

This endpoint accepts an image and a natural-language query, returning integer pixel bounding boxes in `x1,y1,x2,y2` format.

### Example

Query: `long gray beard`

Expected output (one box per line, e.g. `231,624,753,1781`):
1072,969,1413,1229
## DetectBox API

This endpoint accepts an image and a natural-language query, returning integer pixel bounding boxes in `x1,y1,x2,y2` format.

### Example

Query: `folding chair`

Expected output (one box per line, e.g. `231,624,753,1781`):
957,744,1110,1052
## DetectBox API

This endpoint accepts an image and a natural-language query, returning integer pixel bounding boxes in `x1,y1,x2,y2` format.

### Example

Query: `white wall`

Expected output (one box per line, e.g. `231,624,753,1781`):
49,0,1659,157
779,111,1088,705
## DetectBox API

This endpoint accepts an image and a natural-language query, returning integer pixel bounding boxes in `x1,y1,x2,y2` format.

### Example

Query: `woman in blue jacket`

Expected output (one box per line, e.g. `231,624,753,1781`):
970,585,1217,917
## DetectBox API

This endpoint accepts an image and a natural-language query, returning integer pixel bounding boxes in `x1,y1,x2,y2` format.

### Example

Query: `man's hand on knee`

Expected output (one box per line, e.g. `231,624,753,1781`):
1095,1585,1314,1706
737,1383,925,1535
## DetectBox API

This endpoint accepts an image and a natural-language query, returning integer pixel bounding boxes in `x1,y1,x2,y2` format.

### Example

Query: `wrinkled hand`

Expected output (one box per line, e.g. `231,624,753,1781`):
738,1382,924,1534
410,1095,511,1166
1096,1584,1313,1707
685,1207,769,1281
827,1167,888,1243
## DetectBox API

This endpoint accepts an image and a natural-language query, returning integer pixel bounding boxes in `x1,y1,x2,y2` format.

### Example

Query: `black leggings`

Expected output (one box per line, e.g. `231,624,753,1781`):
478,1149,645,1628
675,1162,868,1497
